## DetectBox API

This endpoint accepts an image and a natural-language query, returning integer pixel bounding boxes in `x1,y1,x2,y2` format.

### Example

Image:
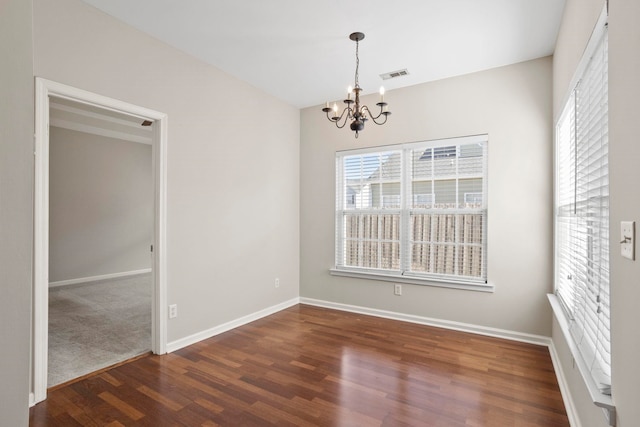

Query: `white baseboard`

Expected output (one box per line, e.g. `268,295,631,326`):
29,392,35,408
548,340,581,427
166,298,300,353
300,297,551,346
49,268,152,288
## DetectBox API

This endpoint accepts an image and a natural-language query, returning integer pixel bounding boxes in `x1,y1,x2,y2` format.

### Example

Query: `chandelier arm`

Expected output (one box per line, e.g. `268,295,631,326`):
326,107,352,129
361,105,391,125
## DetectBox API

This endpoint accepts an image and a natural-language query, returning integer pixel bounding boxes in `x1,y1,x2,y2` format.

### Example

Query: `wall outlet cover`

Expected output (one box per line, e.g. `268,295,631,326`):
169,304,178,319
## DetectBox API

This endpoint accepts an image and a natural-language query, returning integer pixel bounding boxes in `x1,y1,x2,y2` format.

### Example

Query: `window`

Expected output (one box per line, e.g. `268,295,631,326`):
555,25,610,394
335,135,488,287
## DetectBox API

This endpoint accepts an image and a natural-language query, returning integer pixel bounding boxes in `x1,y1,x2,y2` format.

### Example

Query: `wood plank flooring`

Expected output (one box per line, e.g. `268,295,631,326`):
30,304,569,426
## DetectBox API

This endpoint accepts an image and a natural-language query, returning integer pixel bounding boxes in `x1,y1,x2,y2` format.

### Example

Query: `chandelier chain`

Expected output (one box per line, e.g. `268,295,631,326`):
354,39,360,88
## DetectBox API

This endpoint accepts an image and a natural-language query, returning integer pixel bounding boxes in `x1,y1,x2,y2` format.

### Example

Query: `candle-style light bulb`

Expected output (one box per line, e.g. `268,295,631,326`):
379,86,385,102
333,102,338,117
347,85,353,100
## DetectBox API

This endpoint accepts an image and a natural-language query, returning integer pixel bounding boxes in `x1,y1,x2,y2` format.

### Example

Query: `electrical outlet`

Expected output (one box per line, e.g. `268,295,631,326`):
275,278,280,288
394,284,402,296
169,304,178,319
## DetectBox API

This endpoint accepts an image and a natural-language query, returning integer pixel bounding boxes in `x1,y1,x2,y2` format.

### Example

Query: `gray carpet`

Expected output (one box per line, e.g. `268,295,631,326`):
48,273,152,387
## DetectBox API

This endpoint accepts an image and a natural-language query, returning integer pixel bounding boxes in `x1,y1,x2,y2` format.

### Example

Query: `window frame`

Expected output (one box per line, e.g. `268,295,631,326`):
332,135,491,292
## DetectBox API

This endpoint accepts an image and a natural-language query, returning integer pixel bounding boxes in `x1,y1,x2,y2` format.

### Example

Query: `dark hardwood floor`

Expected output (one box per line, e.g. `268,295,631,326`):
30,304,569,426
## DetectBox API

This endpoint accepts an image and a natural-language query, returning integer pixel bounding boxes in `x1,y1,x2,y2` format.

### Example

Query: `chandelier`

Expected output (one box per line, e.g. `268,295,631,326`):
322,32,391,138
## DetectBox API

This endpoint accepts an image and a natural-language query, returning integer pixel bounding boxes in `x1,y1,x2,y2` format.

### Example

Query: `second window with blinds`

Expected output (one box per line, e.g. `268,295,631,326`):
555,19,610,396
334,135,489,289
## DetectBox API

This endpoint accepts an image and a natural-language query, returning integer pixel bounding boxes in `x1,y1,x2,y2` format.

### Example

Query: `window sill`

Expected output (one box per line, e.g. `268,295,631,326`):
548,294,616,426
329,268,494,293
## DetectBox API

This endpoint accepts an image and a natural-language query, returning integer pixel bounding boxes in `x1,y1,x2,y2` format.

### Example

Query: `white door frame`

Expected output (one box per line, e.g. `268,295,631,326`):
32,78,168,405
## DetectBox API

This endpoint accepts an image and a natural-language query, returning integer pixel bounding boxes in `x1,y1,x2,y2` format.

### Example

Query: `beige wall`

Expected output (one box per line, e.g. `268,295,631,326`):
0,0,33,425
301,56,554,336
553,0,640,425
49,128,153,283
33,0,300,342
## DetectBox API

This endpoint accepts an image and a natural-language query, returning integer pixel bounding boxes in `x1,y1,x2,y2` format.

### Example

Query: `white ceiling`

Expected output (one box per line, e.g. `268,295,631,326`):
80,0,566,108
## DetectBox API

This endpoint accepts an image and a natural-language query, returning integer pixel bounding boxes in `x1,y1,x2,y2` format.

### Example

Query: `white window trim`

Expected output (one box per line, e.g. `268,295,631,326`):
334,134,489,291
330,267,494,292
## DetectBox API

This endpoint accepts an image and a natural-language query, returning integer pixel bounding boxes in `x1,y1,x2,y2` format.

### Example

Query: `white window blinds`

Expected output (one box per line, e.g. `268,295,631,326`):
555,27,610,394
338,150,402,270
335,135,488,286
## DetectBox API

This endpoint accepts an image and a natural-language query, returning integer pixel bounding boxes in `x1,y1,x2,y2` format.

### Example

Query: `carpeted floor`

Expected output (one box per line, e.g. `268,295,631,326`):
48,273,152,387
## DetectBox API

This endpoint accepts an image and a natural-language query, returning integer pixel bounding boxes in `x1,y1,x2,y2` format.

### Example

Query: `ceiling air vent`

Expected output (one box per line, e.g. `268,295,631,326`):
380,69,409,80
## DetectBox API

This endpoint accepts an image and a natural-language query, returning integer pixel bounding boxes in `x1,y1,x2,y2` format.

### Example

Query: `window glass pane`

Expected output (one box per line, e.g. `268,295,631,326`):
426,145,457,178
344,183,368,209
413,149,433,179
343,213,400,270
378,152,401,180
410,213,484,277
380,242,401,270
410,243,431,272
412,181,433,208
372,182,401,209
456,244,484,277
433,180,456,207
459,178,483,207
344,151,400,210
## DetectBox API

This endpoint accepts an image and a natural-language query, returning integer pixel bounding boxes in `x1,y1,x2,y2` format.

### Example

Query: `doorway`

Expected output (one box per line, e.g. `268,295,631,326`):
32,78,168,405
